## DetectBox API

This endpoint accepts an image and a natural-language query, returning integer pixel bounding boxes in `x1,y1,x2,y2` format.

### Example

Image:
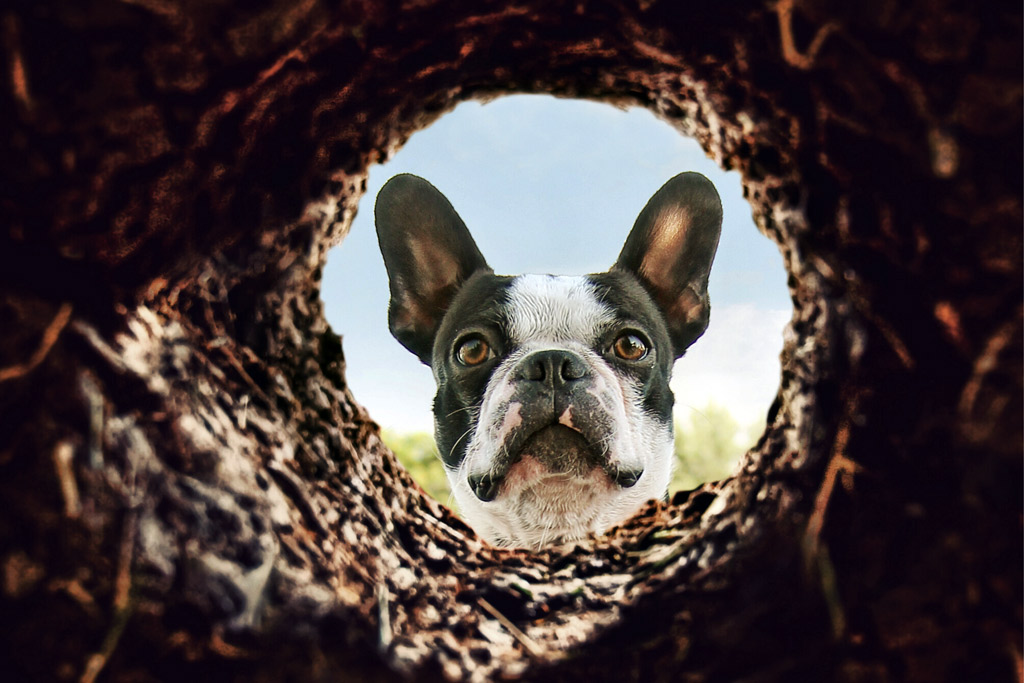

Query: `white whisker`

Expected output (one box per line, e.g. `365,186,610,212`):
448,427,474,463
445,405,478,419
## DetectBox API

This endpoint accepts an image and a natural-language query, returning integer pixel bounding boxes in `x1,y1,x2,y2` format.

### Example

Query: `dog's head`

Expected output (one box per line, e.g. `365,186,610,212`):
375,173,722,548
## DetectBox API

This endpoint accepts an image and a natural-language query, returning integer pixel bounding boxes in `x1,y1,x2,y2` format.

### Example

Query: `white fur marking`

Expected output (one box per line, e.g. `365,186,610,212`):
507,275,614,346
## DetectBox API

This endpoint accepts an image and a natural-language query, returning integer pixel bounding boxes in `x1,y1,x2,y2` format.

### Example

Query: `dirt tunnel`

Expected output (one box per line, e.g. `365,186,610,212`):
1,1,1021,681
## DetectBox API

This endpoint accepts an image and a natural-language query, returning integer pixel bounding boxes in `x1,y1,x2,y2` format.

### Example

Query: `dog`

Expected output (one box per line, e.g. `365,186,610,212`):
375,172,721,548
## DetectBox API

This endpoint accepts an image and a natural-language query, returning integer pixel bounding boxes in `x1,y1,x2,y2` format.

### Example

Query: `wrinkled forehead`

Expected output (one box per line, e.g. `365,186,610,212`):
505,274,614,346
436,273,615,347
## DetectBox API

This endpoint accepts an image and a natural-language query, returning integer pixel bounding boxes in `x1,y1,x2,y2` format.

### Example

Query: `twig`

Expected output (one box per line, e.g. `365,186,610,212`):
774,0,839,70
0,302,73,383
52,440,82,518
959,307,1021,417
237,394,249,429
376,583,392,650
216,343,274,409
48,578,100,619
813,544,846,638
802,400,865,640
4,14,34,113
71,320,127,373
79,372,105,469
477,597,543,659
79,505,137,683
209,631,251,659
80,453,141,683
803,425,861,566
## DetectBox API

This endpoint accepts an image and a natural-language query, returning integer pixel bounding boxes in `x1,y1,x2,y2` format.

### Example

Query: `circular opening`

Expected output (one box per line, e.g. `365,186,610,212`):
16,2,1015,680
322,95,791,522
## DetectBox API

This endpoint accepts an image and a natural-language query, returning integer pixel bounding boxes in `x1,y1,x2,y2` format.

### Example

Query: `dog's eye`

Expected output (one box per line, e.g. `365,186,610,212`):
455,336,492,366
613,333,648,361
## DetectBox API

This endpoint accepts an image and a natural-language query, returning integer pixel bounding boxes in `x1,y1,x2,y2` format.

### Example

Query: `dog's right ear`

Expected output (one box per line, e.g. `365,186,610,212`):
375,174,490,364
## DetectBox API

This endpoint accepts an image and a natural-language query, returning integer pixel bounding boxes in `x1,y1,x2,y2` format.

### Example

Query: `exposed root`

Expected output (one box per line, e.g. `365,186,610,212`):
0,302,73,383
774,0,839,70
477,597,544,660
52,440,82,518
802,396,866,639
79,452,141,683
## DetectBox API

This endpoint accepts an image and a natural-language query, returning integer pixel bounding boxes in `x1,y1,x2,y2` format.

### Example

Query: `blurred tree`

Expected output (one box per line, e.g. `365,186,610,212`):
382,429,455,508
671,403,756,492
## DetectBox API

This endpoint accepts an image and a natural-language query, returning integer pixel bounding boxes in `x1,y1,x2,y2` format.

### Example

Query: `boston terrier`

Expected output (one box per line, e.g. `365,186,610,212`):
375,172,722,549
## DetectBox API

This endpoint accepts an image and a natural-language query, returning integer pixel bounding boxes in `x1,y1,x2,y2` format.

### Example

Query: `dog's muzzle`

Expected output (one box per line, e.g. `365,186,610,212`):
467,349,645,501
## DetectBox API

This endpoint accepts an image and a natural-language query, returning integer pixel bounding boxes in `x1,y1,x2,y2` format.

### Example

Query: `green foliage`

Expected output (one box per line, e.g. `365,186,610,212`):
383,402,760,508
381,429,454,507
671,402,760,493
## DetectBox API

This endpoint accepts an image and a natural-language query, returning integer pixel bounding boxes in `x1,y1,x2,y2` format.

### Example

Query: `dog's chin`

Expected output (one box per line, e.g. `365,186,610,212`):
482,426,613,547
457,424,658,548
499,466,618,546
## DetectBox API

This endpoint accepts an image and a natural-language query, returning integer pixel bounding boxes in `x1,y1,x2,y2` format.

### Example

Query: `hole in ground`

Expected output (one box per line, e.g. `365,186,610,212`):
323,95,792,518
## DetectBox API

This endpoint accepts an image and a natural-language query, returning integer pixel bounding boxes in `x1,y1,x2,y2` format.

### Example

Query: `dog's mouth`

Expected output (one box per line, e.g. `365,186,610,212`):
468,424,644,502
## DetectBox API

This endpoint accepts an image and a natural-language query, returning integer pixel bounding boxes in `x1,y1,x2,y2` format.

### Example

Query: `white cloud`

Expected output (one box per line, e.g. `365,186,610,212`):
671,304,790,428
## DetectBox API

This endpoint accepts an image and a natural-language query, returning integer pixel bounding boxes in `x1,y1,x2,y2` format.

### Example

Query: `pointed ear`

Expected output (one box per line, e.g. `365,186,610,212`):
375,174,490,364
614,172,723,357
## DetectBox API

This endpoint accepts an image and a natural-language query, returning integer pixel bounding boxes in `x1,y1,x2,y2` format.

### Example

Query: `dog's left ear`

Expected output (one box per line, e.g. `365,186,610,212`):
375,174,491,364
614,172,723,357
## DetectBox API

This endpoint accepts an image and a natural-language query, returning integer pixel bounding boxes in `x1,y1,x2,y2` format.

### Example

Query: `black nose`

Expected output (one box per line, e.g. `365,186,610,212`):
467,472,501,502
611,467,644,488
515,349,589,388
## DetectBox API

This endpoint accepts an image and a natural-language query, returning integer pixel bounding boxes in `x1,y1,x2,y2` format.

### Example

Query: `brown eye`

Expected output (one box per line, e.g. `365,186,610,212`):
613,333,648,361
456,336,491,366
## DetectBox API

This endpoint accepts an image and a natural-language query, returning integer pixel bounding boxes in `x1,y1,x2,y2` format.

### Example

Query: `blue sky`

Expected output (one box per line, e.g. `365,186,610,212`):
321,95,791,433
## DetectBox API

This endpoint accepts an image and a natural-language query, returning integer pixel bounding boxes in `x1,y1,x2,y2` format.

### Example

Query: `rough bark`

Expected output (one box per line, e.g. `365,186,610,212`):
1,1,1020,681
